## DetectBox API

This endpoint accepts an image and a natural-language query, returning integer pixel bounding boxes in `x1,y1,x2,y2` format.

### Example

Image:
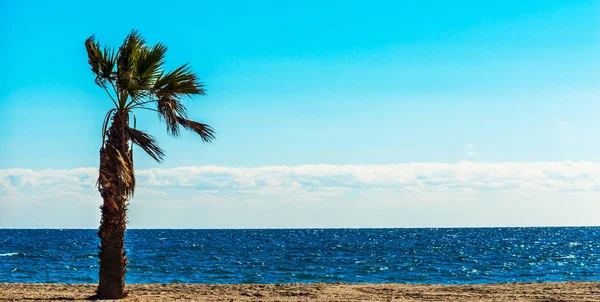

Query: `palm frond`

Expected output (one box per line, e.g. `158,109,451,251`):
156,97,190,137
116,30,146,102
126,149,135,197
101,46,116,81
137,43,167,83
124,126,165,162
85,36,116,88
101,109,117,143
154,64,205,98
102,143,135,196
176,117,216,143
125,43,168,102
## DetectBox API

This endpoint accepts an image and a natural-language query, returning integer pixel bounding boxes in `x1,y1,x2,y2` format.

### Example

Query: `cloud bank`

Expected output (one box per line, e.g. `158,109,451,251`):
2,162,600,196
1,162,599,228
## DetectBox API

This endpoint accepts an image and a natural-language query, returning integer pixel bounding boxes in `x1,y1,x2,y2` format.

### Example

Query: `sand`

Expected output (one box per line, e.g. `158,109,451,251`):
1,282,599,301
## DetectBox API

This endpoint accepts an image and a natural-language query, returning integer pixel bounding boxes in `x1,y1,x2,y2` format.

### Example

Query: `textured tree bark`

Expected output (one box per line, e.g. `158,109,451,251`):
96,112,131,299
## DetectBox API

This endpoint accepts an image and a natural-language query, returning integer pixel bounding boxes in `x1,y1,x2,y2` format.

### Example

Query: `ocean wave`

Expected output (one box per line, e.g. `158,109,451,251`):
0,252,19,257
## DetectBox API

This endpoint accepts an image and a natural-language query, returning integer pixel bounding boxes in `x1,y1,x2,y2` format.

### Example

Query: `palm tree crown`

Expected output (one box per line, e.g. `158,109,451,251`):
86,29,215,166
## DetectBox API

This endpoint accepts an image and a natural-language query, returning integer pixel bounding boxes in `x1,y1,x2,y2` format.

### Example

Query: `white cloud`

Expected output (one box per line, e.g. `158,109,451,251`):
468,152,476,156
2,162,600,198
0,168,98,200
2,162,600,228
465,144,475,148
559,121,570,127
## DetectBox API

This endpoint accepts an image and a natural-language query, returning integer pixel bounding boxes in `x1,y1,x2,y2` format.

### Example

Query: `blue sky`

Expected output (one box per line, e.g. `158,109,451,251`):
1,1,599,228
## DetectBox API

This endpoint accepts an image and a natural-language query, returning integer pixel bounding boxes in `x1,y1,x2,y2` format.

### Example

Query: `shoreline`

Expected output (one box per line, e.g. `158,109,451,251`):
2,282,599,301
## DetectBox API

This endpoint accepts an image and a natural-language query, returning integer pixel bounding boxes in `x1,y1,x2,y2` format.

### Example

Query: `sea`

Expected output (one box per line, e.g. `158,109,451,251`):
1,228,599,284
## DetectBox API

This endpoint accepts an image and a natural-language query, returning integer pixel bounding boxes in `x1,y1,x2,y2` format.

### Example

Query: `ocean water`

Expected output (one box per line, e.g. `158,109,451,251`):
0,228,599,284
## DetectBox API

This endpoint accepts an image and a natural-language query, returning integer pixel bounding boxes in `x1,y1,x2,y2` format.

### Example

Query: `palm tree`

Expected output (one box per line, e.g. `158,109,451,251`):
85,30,215,299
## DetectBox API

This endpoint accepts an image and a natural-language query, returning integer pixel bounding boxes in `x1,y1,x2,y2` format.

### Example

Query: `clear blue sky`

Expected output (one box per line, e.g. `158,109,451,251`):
1,1,599,228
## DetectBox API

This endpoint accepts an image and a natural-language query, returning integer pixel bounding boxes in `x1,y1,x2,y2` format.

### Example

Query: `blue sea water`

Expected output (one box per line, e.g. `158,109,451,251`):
0,228,599,284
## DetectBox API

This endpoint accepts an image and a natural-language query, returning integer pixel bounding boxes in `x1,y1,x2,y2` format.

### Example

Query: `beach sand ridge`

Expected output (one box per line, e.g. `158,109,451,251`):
1,282,599,301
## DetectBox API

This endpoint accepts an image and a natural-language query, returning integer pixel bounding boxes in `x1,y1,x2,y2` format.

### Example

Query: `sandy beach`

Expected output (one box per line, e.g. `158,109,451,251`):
1,282,599,301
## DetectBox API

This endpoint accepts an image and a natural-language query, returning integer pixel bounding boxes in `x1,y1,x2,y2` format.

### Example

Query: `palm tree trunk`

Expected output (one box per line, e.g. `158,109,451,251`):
96,112,131,299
